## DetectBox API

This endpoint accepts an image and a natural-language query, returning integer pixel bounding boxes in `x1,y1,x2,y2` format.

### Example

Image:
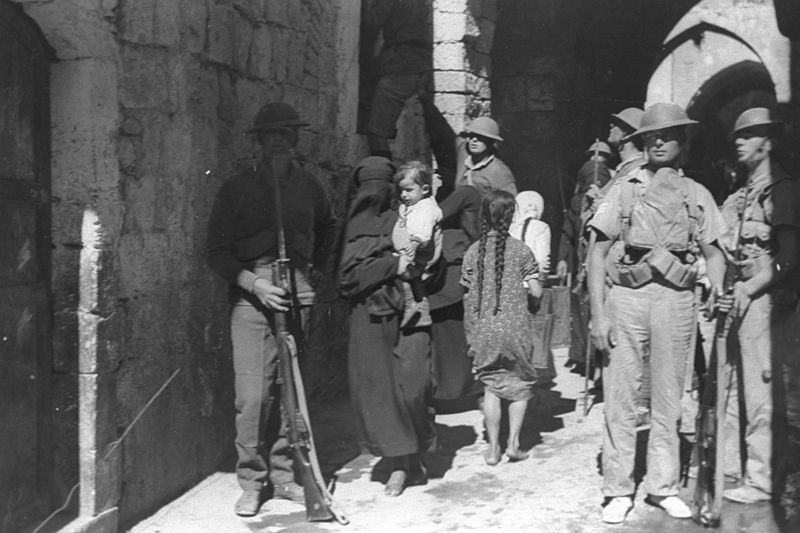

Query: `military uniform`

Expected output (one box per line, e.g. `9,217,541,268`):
719,108,800,503
591,166,726,499
588,103,727,524
206,103,336,515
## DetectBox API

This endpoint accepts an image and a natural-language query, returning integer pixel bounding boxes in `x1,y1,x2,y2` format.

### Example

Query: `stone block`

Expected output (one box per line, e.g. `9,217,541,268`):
249,25,272,79
435,0,468,13
208,4,234,64
434,92,467,117
434,70,467,93
270,25,289,80
433,42,466,70
233,17,254,72
187,64,220,120
287,30,306,86
118,0,155,44
434,12,467,42
23,2,117,59
180,0,208,53
264,0,288,25
120,46,169,109
154,0,181,46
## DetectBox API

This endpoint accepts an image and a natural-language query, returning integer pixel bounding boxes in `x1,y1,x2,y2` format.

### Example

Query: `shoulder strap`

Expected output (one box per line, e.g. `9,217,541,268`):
683,176,700,242
619,178,638,244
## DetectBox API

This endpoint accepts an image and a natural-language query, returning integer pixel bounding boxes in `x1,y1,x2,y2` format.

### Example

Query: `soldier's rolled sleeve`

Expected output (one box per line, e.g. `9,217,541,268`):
588,183,622,241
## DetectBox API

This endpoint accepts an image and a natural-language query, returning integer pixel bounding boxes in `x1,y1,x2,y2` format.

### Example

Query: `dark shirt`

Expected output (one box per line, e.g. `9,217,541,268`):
206,160,336,285
362,0,432,75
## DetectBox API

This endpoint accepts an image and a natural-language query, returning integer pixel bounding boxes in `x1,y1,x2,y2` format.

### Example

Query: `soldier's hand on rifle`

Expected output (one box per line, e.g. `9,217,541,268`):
730,281,752,317
590,313,616,353
252,277,290,311
556,260,569,279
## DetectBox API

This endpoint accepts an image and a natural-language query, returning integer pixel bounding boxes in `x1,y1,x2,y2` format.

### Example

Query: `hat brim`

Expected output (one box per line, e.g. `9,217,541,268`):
244,120,310,134
731,120,784,136
610,114,638,133
623,119,698,142
459,129,503,142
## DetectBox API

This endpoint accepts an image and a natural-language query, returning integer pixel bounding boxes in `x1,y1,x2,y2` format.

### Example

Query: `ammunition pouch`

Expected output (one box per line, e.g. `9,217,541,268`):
608,246,697,289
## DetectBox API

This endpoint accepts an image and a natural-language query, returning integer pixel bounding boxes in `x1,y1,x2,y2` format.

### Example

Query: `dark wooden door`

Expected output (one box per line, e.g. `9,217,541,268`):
0,1,53,530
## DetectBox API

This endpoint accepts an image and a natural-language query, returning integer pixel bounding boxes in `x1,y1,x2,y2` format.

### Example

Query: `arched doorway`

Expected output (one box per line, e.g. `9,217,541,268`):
685,60,777,201
0,1,55,530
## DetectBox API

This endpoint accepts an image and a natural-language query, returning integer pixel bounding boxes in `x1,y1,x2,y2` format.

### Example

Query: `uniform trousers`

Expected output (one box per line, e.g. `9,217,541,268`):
603,281,695,497
724,292,773,493
231,301,309,491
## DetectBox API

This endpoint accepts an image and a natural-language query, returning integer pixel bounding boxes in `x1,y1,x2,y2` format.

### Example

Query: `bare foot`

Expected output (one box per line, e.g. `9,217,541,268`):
484,444,502,466
506,447,530,462
384,470,407,496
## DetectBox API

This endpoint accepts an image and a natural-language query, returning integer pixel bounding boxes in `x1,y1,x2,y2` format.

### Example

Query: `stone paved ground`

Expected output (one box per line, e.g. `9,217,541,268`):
129,349,791,533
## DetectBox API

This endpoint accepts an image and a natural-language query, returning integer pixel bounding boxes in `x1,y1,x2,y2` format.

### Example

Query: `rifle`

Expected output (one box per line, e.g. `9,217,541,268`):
270,157,348,524
692,185,749,527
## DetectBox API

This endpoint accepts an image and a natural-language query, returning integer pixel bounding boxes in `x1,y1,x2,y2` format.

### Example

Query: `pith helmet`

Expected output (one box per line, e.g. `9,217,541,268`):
460,116,504,142
627,103,698,139
585,140,613,156
610,107,644,133
245,102,309,134
732,107,783,136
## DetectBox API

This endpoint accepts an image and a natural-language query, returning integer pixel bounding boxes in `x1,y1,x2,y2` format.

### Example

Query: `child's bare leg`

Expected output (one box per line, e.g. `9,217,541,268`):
482,389,502,465
506,398,530,461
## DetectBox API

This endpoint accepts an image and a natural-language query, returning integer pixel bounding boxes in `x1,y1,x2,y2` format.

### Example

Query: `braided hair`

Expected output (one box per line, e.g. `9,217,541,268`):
474,190,517,317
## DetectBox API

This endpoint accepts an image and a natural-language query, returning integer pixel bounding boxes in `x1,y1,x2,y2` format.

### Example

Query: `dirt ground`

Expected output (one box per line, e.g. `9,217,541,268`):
129,348,798,533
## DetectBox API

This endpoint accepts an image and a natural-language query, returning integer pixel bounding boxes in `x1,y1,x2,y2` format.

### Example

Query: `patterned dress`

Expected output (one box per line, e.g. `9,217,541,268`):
460,233,539,401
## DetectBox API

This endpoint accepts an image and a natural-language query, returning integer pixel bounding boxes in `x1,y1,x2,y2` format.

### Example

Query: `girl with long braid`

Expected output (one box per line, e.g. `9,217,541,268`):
460,190,544,465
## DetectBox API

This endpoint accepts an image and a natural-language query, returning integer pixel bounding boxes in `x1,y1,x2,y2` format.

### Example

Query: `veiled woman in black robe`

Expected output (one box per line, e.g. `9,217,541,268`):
338,156,434,496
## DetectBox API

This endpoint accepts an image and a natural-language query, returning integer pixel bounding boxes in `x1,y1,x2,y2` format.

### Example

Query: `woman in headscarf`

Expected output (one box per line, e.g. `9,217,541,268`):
338,156,434,497
510,190,551,274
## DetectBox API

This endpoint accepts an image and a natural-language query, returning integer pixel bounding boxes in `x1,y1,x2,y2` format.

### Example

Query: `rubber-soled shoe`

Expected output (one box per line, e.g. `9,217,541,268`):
602,496,633,524
273,483,305,503
723,485,772,504
646,495,691,518
234,489,263,517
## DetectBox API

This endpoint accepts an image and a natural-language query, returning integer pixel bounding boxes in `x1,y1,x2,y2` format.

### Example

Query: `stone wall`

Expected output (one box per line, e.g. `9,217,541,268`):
14,0,361,526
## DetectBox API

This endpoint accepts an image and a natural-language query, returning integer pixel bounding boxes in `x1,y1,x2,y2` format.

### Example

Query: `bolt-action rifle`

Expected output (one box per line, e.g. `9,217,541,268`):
692,185,749,528
269,156,348,524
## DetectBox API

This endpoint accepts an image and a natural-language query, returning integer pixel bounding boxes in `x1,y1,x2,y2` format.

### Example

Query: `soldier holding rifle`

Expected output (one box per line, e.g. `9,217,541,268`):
206,102,336,517
587,103,727,524
717,107,800,505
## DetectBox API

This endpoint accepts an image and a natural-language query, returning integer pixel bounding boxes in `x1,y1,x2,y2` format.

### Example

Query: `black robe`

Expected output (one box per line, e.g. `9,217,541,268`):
339,183,435,457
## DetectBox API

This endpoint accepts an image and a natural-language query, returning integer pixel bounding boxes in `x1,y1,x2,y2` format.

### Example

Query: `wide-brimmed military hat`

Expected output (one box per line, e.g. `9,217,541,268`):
460,116,504,142
585,140,613,156
610,107,644,133
244,102,309,133
624,103,698,140
732,107,783,136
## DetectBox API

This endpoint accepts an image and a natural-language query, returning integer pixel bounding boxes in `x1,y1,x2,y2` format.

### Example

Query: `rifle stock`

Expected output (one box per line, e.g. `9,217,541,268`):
691,268,737,527
271,261,336,522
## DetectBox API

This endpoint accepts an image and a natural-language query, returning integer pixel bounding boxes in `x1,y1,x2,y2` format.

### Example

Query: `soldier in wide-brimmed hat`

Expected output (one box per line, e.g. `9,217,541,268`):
455,116,518,199
587,102,728,524
207,102,336,517
717,107,800,505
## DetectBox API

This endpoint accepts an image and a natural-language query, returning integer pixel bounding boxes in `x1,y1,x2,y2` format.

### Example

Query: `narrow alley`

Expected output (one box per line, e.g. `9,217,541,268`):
128,348,787,533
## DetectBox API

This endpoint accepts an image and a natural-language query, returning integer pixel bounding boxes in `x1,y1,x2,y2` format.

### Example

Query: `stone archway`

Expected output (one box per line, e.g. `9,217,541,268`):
645,1,790,199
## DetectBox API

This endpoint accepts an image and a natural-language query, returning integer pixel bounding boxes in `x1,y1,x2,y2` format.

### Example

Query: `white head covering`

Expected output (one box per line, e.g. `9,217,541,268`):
515,190,544,221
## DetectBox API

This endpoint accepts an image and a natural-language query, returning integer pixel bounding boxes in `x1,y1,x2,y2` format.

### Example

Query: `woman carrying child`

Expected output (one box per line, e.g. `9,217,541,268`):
461,190,543,465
